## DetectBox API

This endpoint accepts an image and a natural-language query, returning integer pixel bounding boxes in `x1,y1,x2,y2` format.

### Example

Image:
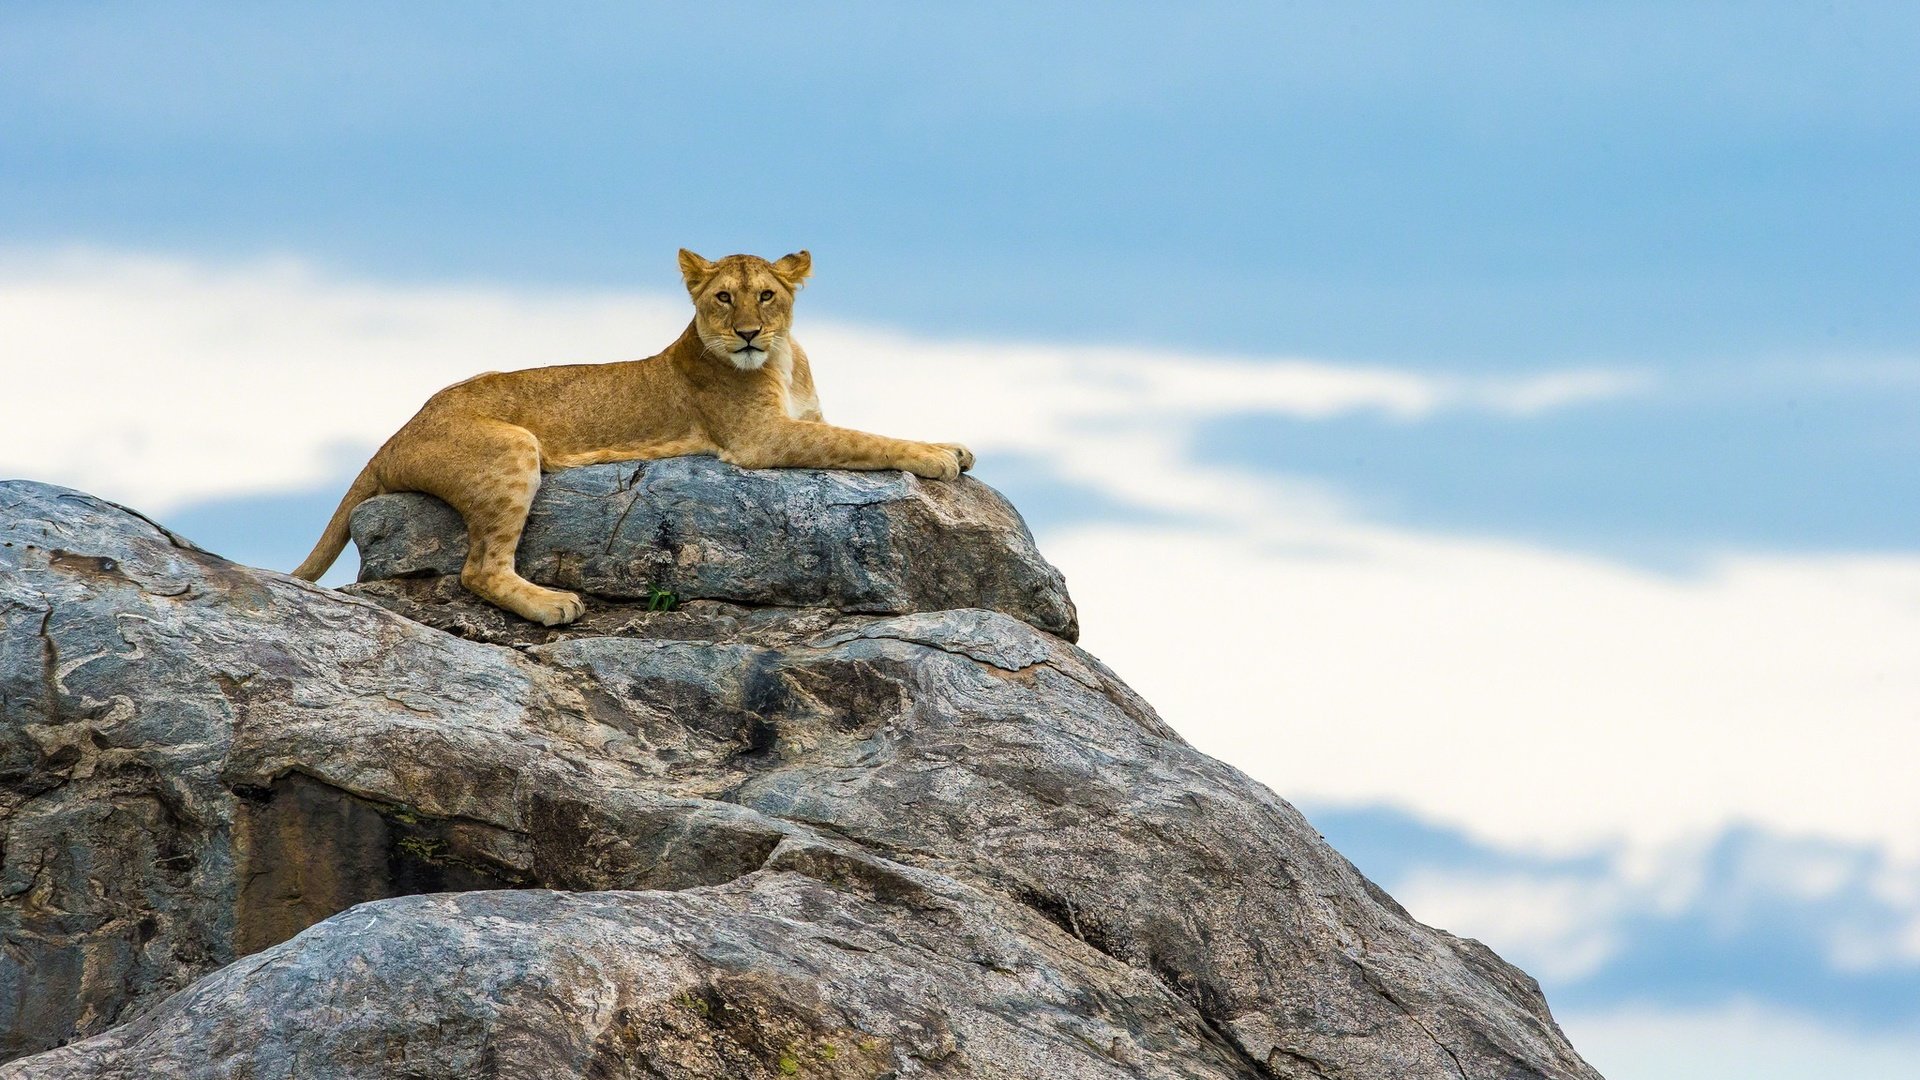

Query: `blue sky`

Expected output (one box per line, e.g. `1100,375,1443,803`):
1197,369,1920,562
5,2,1918,366
5,5,1920,1078
1315,808,1920,1029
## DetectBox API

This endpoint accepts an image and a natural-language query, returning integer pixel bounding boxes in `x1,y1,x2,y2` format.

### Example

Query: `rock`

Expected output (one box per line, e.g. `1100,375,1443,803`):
0,479,1601,1078
9,876,1253,1079
349,457,1079,640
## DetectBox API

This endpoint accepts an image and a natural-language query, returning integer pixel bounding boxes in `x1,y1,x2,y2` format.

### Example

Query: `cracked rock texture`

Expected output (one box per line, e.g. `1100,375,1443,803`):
0,475,1601,1079
349,458,1079,640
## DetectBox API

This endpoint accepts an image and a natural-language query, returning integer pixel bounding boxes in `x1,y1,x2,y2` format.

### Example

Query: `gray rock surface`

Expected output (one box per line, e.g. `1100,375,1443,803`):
350,458,1079,640
10,880,1249,1079
0,477,1601,1078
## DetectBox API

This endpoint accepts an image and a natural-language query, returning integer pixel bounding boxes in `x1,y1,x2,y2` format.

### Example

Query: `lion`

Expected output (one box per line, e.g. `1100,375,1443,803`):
292,249,974,625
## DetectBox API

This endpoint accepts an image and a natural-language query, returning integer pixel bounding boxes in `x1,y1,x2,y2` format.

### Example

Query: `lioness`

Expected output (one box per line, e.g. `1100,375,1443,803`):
292,249,974,625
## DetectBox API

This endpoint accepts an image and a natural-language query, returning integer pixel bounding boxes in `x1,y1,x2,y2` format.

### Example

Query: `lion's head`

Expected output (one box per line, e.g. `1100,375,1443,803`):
678,249,813,371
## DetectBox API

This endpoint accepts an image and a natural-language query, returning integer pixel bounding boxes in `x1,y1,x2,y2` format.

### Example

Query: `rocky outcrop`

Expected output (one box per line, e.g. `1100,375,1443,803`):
0,471,1600,1078
350,458,1078,640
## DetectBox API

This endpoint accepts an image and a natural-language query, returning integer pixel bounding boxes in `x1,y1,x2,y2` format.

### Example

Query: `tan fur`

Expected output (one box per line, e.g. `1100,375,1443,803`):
293,250,973,625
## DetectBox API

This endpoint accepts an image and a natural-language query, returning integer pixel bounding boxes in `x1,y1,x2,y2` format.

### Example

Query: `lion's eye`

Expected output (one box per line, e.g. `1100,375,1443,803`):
759,290,774,303
715,291,731,304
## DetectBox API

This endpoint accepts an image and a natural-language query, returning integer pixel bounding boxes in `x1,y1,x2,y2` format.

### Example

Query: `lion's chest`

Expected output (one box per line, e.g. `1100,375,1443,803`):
767,352,810,419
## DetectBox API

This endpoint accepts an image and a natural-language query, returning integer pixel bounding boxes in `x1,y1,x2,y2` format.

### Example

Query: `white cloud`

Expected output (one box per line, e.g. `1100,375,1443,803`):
1393,869,1631,981
1057,521,1920,859
1563,1003,1920,1080
1371,830,1920,987
3,247,1916,875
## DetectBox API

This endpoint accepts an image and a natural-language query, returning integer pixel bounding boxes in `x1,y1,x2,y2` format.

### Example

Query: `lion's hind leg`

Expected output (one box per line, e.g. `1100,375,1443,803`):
383,420,586,626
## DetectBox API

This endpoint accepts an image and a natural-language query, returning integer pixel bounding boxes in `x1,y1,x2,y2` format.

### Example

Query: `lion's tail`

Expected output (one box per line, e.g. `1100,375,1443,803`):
291,463,381,582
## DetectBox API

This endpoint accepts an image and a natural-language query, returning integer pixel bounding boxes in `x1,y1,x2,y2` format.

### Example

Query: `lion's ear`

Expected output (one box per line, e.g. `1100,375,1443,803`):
772,250,812,288
677,249,716,290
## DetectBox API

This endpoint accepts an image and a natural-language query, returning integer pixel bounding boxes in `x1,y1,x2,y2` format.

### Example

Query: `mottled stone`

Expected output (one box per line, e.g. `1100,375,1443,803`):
0,481,1600,1079
349,457,1079,639
8,874,1254,1080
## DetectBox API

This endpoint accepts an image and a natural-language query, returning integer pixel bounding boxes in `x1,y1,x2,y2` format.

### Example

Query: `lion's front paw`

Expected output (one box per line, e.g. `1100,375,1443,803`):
904,444,965,481
935,442,975,473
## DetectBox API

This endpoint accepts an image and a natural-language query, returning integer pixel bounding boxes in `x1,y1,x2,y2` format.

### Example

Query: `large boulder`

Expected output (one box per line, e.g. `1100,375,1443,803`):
0,477,1600,1078
349,458,1079,640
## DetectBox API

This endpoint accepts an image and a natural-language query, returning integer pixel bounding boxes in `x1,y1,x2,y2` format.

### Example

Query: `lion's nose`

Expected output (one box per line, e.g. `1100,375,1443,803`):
736,328,760,344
